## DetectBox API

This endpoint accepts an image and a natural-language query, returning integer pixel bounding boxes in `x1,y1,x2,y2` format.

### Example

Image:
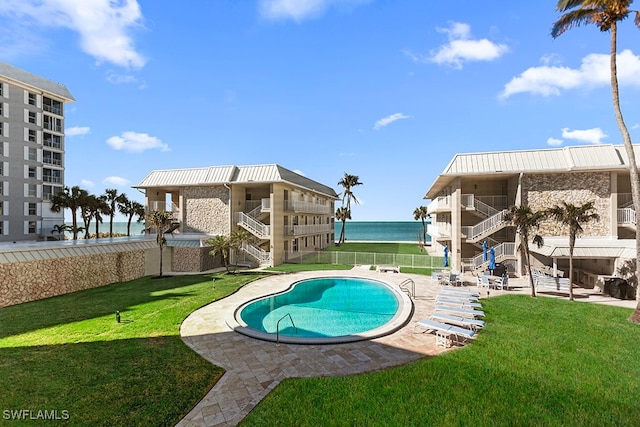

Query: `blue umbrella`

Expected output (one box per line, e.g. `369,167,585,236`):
489,247,496,272
443,245,449,267
482,241,488,262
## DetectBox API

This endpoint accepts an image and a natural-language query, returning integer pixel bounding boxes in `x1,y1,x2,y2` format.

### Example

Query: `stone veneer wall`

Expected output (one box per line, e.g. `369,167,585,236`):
183,186,229,234
0,250,145,308
172,247,221,272
523,172,611,236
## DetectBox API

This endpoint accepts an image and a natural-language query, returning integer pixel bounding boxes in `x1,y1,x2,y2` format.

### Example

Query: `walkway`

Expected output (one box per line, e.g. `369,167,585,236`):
177,270,636,426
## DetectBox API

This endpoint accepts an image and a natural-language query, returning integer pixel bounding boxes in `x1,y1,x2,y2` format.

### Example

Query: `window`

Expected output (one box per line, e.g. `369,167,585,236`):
292,238,298,252
43,115,62,133
28,92,36,106
28,111,36,124
28,184,37,197
43,133,61,149
28,203,37,216
28,148,37,161
0,122,3,136
43,151,62,166
0,221,3,235
28,221,36,234
0,201,3,214
43,185,53,201
28,166,36,179
0,103,3,116
0,84,3,97
28,129,36,142
43,97,62,115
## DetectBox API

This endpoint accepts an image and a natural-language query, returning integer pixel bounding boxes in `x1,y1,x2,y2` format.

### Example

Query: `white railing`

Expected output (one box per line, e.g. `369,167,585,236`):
461,209,508,242
149,201,179,215
475,195,508,210
285,223,333,236
618,208,636,225
284,251,443,269
428,223,451,239
242,242,271,264
469,242,517,270
236,212,270,239
285,200,332,214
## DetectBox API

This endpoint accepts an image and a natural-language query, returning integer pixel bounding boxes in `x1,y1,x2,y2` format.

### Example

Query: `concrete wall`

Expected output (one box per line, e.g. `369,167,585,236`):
0,249,146,308
183,186,229,234
172,246,220,272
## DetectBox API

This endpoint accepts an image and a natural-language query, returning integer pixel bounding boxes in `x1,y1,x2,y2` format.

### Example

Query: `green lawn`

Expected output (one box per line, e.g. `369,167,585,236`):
326,242,427,255
241,295,640,426
0,272,262,426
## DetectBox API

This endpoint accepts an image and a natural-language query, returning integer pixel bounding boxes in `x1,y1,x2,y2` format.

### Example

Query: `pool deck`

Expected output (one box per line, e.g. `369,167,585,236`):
177,268,636,426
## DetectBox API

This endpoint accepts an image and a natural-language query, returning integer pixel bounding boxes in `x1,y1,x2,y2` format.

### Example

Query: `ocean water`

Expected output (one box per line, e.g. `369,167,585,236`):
335,221,430,243
65,221,429,242
65,221,146,236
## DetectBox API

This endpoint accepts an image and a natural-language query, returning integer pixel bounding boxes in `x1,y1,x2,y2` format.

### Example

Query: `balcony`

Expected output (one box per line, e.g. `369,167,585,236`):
285,200,332,214
43,104,62,116
43,122,63,133
427,196,451,214
284,223,333,236
43,139,62,150
43,157,62,166
43,175,62,184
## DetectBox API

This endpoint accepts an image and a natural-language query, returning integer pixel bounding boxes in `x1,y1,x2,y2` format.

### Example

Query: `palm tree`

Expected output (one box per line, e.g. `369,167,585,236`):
413,206,429,245
230,229,251,266
207,235,233,272
335,207,351,245
336,173,363,245
146,210,174,277
552,1,640,317
504,205,545,297
118,195,145,236
104,188,125,237
50,186,88,240
546,201,600,301
79,194,103,239
51,223,70,240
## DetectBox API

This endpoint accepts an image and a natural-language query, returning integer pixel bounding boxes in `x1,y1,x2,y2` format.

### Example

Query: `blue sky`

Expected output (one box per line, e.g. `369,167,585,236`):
1,0,639,221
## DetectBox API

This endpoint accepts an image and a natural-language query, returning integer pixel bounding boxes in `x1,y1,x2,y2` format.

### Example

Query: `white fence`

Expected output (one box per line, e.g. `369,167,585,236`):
284,250,444,269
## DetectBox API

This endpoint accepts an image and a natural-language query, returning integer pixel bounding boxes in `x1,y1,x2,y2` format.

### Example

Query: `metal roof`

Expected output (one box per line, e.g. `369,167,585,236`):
425,145,637,199
0,61,75,102
531,238,636,259
135,164,338,198
0,238,156,264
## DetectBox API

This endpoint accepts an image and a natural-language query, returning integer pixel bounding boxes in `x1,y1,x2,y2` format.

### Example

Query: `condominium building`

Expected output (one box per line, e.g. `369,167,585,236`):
0,62,74,242
134,164,338,269
425,145,638,288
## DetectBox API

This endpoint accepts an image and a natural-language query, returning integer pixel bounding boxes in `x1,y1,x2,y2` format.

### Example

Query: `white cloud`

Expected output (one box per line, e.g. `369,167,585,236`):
417,22,508,69
0,0,146,68
373,113,410,130
561,127,607,144
547,137,563,146
65,126,91,137
103,176,130,187
258,0,367,22
80,179,95,188
632,123,640,129
106,131,170,152
501,49,640,98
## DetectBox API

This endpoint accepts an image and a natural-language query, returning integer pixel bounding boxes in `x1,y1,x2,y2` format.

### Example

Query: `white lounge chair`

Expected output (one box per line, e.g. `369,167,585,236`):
477,275,491,288
434,307,485,318
438,292,479,302
414,319,475,347
431,313,485,331
436,299,483,309
443,288,480,297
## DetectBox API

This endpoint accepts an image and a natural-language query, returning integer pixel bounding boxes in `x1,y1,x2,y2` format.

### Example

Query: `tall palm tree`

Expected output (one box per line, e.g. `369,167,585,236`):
146,210,174,277
552,1,640,317
546,202,600,301
118,195,145,236
336,173,362,245
413,206,429,245
335,207,351,246
104,188,124,237
50,185,88,240
504,205,545,297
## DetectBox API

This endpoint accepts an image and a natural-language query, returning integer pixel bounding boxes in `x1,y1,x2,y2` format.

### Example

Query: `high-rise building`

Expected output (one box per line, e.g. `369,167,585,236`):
0,62,75,241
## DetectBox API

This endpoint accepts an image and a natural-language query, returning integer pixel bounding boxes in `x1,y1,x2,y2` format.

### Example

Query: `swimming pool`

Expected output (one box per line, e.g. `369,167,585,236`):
232,276,413,344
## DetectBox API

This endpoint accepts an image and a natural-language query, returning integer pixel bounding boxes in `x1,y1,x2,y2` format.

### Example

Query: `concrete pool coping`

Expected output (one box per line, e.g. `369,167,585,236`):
226,274,415,345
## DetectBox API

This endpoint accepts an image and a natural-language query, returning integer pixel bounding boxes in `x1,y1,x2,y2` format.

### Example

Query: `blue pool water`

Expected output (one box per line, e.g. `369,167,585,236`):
239,277,399,339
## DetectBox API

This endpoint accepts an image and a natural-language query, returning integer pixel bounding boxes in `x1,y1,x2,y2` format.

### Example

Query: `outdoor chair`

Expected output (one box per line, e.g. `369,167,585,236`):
414,319,475,347
430,312,485,331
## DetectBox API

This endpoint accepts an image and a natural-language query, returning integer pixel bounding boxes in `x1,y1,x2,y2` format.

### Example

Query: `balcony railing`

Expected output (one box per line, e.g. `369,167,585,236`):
43,104,62,115
618,207,636,225
285,200,332,214
285,223,332,236
43,140,62,150
43,122,63,133
427,196,451,213
43,158,62,166
43,176,62,184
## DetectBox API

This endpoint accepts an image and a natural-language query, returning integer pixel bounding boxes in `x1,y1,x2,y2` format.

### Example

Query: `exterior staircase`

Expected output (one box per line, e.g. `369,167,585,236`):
461,209,509,243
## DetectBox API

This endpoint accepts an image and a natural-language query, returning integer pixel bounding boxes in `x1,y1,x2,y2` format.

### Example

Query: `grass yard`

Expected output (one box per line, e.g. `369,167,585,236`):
326,242,426,255
241,295,640,426
0,272,262,426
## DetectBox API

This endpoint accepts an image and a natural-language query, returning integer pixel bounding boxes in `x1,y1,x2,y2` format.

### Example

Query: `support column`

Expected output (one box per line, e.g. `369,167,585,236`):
450,178,462,271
